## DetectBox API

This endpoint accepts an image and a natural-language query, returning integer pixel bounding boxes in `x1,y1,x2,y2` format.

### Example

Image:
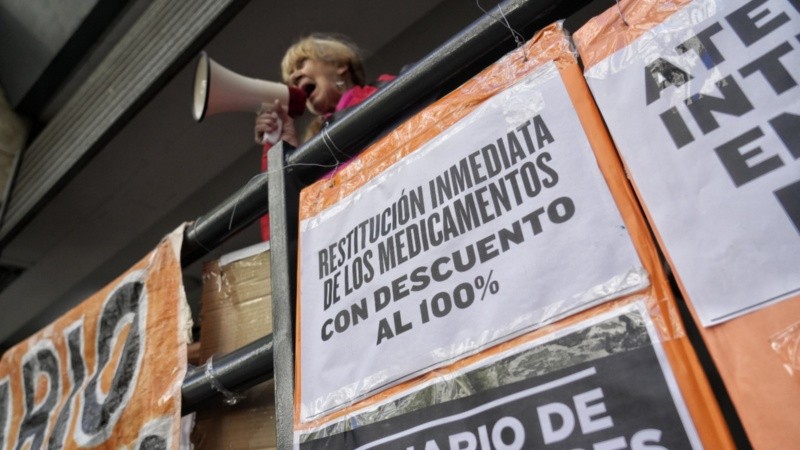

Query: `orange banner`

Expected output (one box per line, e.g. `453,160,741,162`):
574,0,800,447
0,227,188,449
295,22,732,448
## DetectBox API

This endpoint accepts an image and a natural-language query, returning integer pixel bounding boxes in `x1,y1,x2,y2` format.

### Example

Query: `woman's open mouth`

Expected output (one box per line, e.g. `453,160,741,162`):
301,82,316,98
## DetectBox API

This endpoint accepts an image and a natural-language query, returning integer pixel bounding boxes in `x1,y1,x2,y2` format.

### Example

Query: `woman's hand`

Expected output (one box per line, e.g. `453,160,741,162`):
254,100,298,147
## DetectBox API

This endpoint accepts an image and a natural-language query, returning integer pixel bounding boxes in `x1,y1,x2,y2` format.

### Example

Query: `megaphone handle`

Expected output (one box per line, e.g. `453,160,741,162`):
260,139,273,242
261,117,282,145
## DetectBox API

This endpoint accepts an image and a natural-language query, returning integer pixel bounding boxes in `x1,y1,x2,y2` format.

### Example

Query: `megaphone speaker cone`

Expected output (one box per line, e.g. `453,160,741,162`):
191,52,307,122
192,52,211,122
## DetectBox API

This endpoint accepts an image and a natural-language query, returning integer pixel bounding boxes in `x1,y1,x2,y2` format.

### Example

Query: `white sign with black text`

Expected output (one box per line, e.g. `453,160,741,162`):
583,0,800,325
298,62,646,421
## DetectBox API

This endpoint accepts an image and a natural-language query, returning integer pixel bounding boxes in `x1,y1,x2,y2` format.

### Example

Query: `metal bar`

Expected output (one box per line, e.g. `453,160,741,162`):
181,334,274,413
267,141,302,447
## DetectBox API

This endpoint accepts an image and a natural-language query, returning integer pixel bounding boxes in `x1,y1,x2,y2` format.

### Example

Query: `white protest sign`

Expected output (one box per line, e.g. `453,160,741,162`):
298,62,646,421
583,0,800,326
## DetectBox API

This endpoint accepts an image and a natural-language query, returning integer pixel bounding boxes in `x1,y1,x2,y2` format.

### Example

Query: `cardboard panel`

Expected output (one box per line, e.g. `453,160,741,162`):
193,243,276,450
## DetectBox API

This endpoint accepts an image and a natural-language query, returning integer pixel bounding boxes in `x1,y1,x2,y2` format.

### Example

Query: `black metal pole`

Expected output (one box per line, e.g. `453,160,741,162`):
181,172,270,267
267,141,302,447
181,334,274,414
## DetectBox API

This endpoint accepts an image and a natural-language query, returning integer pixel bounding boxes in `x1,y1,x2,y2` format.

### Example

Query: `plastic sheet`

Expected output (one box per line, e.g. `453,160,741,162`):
771,321,800,380
294,21,732,449
574,0,800,447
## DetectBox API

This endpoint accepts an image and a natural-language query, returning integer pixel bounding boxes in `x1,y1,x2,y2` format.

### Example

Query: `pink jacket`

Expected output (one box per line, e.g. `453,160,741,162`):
261,75,396,240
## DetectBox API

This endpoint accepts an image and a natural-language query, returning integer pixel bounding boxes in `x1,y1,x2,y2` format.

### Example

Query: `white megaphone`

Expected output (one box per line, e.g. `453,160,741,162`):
192,51,306,122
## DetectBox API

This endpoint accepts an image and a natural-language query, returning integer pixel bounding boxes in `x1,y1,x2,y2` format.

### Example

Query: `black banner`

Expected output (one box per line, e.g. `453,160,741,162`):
299,310,697,450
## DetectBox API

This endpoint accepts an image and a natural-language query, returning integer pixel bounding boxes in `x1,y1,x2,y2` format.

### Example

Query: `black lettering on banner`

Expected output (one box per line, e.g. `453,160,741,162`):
17,342,61,450
321,298,369,342
726,0,791,46
48,322,87,449
376,155,565,280
640,0,800,240
428,115,553,209
660,107,696,148
498,221,524,252
714,126,784,186
738,42,797,94
134,417,172,450
769,112,800,159
431,257,452,282
77,279,146,446
317,188,421,285
521,207,547,235
368,114,562,278
548,196,576,224
481,143,504,178
650,0,800,152
532,114,555,148
677,22,726,69
537,153,559,188
378,236,396,275
138,435,167,450
343,251,374,296
0,378,9,450
323,272,341,311
685,76,754,134
376,311,413,345
775,179,800,234
537,387,613,444
318,249,330,280
645,58,694,105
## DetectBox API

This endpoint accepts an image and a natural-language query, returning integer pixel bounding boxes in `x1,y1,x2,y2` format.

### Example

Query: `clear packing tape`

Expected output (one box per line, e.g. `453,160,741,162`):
294,21,733,448
771,320,800,380
574,0,800,448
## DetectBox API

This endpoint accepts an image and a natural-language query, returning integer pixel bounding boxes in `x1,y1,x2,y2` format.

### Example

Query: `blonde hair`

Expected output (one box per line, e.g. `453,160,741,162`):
281,33,366,86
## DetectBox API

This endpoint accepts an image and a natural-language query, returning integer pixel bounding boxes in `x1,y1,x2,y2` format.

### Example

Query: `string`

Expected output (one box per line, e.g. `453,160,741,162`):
322,125,353,177
234,118,362,229
476,0,528,61
187,223,214,253
615,0,630,26
227,174,263,230
205,355,246,406
225,158,341,234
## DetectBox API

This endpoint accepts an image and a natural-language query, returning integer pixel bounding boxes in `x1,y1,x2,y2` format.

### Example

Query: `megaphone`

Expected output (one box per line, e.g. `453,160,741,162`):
192,51,306,122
